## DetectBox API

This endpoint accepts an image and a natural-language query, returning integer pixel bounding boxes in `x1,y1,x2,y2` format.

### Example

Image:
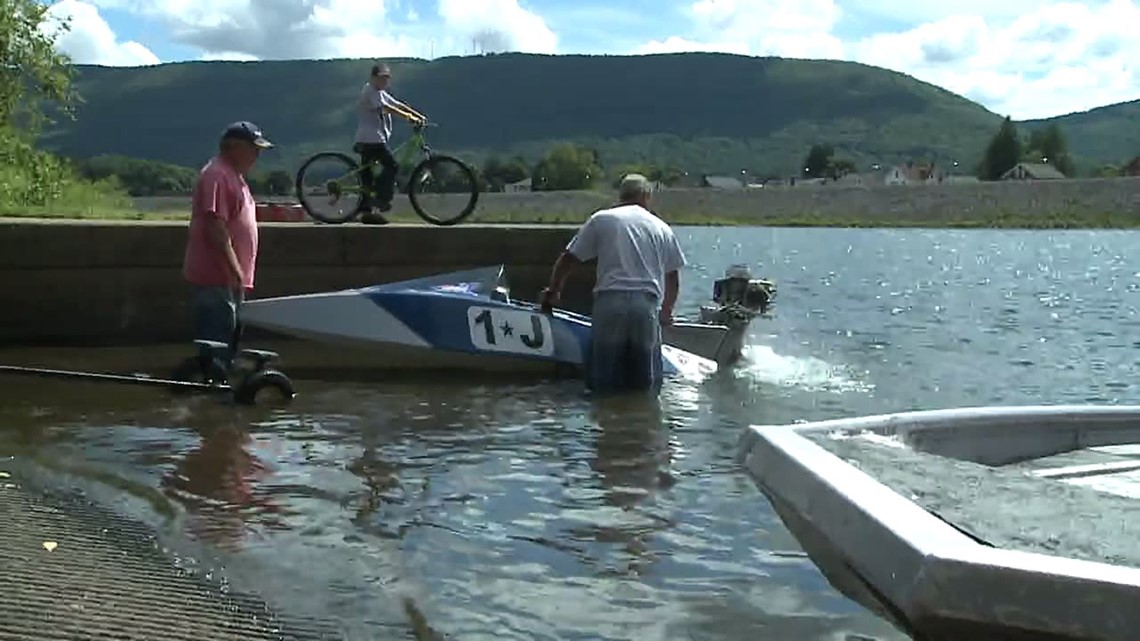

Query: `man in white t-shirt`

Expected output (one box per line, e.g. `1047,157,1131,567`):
354,62,427,224
539,173,687,395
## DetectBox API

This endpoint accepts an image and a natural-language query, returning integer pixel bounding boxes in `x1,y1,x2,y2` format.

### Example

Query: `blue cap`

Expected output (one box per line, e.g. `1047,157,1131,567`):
221,121,274,149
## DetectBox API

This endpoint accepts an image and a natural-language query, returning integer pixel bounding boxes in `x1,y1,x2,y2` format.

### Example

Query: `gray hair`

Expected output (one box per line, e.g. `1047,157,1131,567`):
618,173,653,201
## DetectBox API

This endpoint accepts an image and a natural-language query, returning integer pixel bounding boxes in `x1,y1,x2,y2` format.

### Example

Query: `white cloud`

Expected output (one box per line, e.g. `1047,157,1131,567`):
634,0,845,60
437,0,558,54
633,0,1140,119
43,0,159,67
80,0,554,60
850,0,1140,119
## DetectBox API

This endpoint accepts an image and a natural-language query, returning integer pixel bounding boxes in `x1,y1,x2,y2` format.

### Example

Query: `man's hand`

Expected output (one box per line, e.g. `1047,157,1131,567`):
659,306,674,327
229,265,244,289
538,287,559,314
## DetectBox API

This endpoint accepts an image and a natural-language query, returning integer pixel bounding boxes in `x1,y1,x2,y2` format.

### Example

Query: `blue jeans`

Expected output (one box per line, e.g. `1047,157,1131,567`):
586,290,664,395
191,285,244,365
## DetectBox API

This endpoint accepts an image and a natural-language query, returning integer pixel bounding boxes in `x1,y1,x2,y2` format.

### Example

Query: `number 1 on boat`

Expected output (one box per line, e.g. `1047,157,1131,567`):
468,306,554,356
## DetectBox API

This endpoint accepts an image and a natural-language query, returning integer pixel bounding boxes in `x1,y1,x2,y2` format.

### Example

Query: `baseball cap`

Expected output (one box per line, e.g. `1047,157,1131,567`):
221,121,274,149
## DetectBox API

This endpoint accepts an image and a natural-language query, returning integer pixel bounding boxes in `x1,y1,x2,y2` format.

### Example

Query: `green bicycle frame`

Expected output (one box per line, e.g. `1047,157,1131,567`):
330,126,432,196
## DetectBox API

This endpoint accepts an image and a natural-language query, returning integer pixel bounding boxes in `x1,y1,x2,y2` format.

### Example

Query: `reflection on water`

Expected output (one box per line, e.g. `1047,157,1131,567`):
0,358,897,640
160,422,281,551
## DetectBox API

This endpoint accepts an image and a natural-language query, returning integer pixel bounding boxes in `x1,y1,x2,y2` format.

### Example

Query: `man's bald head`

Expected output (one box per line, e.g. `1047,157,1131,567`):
618,173,653,207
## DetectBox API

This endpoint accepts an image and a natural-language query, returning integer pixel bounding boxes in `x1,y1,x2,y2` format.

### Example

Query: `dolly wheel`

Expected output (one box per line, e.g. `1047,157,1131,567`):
233,369,296,405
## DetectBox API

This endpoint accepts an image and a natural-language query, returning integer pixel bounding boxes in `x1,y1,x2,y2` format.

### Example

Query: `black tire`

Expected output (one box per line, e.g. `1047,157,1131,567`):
407,155,479,226
295,151,366,224
233,369,296,405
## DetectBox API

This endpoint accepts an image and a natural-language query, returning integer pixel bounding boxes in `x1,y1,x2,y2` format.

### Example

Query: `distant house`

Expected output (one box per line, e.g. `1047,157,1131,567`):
701,175,745,189
1124,157,1140,177
1000,163,1066,180
884,162,948,185
505,177,532,193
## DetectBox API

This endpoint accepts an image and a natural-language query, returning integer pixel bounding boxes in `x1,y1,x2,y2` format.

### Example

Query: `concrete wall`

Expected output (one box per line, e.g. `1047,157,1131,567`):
0,220,590,346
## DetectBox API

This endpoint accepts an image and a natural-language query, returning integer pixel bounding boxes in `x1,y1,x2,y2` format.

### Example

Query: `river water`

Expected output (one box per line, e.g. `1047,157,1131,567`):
3,226,1139,641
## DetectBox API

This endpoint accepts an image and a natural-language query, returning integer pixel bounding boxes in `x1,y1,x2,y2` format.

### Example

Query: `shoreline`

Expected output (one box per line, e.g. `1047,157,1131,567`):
4,176,1139,229
5,211,1140,230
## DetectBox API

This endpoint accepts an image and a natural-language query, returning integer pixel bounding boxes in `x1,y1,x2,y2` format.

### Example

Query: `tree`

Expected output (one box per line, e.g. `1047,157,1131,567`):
264,169,292,195
1024,124,1075,177
532,143,600,191
0,0,129,214
977,116,1021,181
0,0,79,135
1095,164,1122,178
802,143,834,177
74,154,197,196
481,155,529,191
830,158,857,178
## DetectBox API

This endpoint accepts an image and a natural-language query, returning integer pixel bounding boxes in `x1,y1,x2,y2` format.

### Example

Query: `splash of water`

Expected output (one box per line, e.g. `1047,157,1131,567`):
734,344,875,394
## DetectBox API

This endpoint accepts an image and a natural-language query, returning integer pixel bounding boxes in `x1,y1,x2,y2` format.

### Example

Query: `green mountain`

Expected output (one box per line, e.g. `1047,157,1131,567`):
1021,100,1140,170
34,52,1136,178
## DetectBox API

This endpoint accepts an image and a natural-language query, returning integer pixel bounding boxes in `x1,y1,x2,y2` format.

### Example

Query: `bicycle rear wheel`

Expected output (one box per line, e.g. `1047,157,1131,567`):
295,152,366,224
407,155,479,226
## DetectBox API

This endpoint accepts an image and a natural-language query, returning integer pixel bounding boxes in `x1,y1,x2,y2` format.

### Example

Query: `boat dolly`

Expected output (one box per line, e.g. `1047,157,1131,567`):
0,340,296,406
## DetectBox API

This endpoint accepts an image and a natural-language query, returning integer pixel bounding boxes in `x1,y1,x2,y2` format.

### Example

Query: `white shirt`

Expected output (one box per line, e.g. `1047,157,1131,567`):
565,204,686,300
355,82,397,144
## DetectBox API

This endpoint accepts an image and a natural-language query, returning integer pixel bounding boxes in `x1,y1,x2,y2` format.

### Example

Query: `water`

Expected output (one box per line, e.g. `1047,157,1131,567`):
4,226,1140,640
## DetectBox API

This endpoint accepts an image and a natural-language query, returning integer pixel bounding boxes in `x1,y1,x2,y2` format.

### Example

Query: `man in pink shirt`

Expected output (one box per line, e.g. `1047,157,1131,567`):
182,121,273,367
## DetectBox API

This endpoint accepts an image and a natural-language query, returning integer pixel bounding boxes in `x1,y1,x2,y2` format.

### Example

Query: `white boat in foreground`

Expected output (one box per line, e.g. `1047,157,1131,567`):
240,263,775,378
737,405,1140,641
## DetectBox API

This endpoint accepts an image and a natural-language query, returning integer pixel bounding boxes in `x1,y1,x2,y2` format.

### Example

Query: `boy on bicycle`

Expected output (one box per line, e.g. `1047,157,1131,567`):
354,62,427,225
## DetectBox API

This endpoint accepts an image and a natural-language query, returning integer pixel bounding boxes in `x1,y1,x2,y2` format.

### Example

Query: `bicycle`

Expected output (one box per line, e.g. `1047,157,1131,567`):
294,122,480,226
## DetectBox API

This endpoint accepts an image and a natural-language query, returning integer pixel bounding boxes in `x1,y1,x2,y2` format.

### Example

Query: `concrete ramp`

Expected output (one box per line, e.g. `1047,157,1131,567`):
0,459,339,641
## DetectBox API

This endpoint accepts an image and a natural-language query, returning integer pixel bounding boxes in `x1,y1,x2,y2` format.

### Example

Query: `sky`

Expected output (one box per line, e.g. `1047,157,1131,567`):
40,0,1140,120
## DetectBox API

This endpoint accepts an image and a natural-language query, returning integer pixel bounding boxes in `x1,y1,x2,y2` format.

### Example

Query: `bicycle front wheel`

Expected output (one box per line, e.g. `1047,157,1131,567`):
407,155,480,226
295,152,366,224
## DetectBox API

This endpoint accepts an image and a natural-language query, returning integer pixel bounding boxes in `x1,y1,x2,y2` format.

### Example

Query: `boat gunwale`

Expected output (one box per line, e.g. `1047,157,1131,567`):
737,404,1140,641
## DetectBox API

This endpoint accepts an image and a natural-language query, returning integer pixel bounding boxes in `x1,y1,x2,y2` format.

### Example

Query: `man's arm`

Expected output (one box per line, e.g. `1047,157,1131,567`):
546,250,583,293
207,218,243,286
659,231,686,324
196,175,243,286
661,270,679,323
381,92,426,123
539,216,598,310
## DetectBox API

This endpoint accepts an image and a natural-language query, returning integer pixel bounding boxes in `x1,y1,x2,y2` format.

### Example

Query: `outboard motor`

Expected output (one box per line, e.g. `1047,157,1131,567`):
711,264,775,315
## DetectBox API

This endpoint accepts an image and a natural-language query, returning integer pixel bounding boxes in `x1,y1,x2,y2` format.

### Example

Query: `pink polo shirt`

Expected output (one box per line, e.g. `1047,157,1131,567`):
182,156,259,290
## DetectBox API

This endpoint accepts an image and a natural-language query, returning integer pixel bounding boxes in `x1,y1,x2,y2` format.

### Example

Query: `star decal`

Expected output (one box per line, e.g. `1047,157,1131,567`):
500,321,513,337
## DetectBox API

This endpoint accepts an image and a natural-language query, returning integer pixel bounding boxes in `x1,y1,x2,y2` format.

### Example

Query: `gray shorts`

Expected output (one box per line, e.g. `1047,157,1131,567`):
586,290,663,395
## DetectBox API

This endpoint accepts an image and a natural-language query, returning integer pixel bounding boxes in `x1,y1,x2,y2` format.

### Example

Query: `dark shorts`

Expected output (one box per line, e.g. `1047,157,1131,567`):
586,290,664,395
191,285,244,363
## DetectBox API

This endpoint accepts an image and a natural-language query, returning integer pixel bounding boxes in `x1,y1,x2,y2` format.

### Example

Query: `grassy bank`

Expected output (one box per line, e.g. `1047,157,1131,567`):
0,126,138,219
4,177,1140,228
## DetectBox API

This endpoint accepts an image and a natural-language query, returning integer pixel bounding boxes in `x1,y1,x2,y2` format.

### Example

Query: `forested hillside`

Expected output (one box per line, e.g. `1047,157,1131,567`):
39,52,1015,177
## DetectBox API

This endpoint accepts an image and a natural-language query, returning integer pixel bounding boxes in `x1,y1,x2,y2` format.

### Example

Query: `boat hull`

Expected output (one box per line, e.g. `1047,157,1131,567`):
240,268,718,380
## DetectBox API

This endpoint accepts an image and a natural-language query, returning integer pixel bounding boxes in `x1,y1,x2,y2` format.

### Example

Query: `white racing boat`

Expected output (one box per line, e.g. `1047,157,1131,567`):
239,264,775,378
